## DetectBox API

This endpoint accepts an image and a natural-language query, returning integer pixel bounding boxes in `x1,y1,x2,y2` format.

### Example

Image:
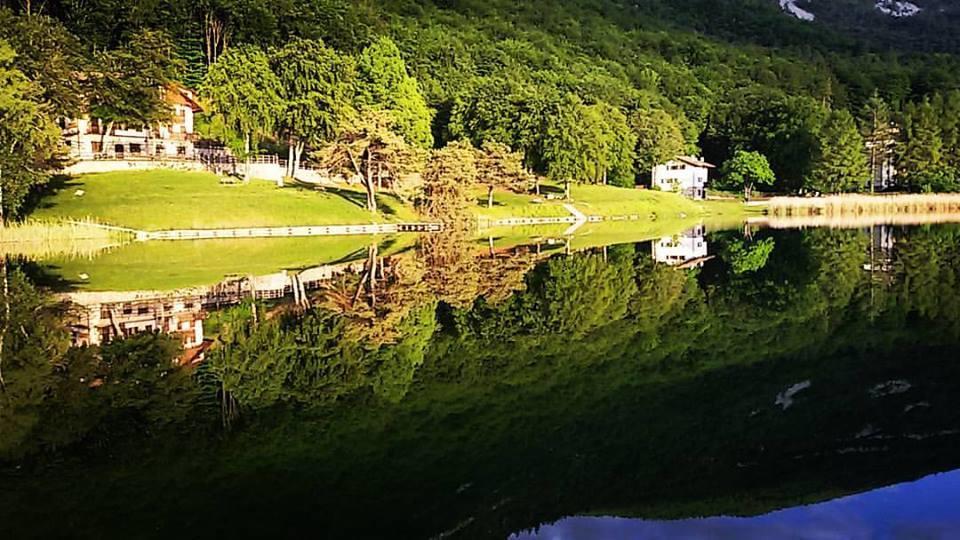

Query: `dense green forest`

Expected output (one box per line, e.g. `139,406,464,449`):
3,0,960,218
3,225,960,537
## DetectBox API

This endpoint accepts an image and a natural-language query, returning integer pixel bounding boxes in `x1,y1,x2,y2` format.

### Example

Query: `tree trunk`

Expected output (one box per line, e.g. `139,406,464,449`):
487,185,494,208
0,255,7,391
364,152,377,213
367,243,378,310
204,12,227,66
534,176,540,196
287,138,295,179
294,141,305,179
244,133,251,182
0,165,4,226
99,120,114,157
564,179,571,200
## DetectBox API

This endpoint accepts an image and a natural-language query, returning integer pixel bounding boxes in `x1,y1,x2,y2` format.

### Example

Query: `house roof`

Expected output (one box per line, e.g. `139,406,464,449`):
165,85,203,113
675,156,716,168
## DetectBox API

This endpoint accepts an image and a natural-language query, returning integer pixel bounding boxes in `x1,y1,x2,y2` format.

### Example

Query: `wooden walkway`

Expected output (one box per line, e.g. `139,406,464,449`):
139,222,442,241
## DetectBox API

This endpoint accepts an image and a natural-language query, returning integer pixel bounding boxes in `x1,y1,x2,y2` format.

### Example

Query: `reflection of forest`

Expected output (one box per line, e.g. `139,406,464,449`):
3,225,960,538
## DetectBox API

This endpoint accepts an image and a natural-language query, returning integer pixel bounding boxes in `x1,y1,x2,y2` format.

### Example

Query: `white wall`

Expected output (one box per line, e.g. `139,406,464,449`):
63,160,205,175
652,161,708,198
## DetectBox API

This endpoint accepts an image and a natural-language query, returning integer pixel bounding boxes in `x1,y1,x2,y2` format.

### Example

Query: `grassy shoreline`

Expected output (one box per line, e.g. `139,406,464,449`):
31,171,761,233
768,193,960,217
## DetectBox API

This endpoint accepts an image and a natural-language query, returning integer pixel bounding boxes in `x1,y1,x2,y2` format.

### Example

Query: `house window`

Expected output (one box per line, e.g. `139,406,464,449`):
156,144,165,155
91,141,102,154
114,144,125,156
129,143,142,154
138,307,149,315
177,146,187,156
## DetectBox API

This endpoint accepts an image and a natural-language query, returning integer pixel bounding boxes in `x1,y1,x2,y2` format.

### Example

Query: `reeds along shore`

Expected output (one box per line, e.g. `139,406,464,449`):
767,194,960,218
0,219,130,259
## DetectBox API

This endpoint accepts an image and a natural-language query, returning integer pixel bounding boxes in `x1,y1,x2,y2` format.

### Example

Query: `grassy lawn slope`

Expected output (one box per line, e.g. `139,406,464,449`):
33,170,419,231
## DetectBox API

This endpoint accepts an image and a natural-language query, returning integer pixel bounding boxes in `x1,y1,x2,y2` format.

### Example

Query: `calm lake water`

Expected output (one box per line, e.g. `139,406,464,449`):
3,224,960,539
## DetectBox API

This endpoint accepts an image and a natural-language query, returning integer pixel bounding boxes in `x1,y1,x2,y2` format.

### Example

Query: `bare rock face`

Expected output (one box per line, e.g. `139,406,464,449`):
776,0,935,21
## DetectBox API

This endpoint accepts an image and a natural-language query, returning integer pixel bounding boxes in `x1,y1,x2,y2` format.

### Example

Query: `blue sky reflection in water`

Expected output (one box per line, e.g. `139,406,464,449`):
513,470,960,540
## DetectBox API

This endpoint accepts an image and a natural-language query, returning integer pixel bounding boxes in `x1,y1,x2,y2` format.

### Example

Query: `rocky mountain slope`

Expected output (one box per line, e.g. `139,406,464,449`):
774,0,960,52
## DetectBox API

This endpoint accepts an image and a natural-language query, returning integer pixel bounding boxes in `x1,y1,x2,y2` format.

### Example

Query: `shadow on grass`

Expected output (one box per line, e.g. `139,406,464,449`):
282,183,403,217
475,197,509,209
22,175,82,215
539,184,565,196
15,258,81,293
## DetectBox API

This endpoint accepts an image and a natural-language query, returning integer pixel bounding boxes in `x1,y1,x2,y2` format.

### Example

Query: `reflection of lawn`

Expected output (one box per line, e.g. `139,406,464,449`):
42,234,418,291
33,170,419,231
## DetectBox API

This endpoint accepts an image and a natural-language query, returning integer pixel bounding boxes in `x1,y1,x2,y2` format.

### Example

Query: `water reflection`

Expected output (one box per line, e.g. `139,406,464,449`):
514,470,960,540
651,224,710,267
3,224,960,538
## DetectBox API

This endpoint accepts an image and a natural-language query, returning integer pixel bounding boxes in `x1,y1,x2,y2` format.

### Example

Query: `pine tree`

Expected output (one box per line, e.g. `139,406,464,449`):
936,91,960,170
807,109,869,193
898,99,946,190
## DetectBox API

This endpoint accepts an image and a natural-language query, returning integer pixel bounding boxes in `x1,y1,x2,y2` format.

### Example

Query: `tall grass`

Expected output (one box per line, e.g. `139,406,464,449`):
768,194,960,219
0,219,132,259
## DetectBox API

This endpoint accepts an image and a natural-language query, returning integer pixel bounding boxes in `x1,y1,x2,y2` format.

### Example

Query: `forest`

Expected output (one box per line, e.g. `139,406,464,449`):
4,0,960,219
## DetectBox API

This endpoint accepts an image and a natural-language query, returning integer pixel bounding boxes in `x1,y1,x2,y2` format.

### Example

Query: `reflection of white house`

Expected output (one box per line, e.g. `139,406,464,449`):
68,293,206,354
60,85,203,161
864,224,897,275
651,156,715,199
652,225,709,266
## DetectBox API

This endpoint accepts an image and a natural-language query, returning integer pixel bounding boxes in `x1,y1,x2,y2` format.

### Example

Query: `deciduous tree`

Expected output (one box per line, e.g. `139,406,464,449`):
631,107,686,176
356,36,433,148
0,41,60,221
719,150,776,199
201,45,283,179
271,37,355,180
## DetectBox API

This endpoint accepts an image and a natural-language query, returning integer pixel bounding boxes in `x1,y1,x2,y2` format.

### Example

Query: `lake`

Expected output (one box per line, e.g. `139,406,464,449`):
2,223,960,539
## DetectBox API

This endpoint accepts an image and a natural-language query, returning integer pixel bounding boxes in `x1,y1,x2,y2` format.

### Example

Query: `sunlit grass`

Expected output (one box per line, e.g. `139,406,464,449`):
475,183,706,223
32,170,420,231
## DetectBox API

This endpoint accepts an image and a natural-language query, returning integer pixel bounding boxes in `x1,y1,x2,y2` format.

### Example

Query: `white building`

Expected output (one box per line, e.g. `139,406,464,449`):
652,225,709,267
651,156,715,199
866,127,899,192
60,85,203,161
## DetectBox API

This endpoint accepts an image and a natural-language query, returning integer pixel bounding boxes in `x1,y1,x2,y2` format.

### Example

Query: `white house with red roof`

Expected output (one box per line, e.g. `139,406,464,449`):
60,85,204,161
651,156,715,200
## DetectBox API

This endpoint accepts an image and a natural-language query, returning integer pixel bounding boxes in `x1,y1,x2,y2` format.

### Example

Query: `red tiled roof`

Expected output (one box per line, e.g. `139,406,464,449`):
165,85,203,113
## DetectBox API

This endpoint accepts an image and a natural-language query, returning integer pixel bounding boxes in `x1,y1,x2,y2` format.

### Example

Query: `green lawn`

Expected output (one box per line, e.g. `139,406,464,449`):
33,170,420,231
33,171,754,233
42,234,418,291
475,183,710,222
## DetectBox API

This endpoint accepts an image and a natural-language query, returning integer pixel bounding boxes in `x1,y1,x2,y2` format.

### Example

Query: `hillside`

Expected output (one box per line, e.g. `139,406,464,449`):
4,0,960,221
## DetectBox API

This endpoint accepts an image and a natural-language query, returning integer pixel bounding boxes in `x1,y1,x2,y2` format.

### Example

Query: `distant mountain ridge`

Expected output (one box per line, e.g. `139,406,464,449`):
770,0,960,52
